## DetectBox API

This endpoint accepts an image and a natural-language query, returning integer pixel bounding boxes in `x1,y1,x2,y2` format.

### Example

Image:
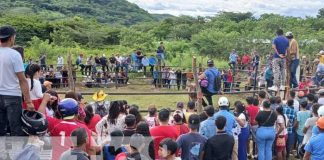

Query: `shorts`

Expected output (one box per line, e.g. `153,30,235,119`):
276,135,287,152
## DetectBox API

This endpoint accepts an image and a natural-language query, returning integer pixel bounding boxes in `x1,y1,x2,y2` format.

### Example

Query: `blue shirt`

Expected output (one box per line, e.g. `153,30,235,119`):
153,70,159,79
204,67,220,93
176,133,207,160
305,133,324,160
283,105,296,134
312,125,320,137
213,110,236,136
229,53,237,62
149,57,157,66
273,36,289,58
199,117,216,139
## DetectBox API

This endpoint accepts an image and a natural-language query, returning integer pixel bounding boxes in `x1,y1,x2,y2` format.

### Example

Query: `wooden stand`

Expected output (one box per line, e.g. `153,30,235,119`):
193,56,203,113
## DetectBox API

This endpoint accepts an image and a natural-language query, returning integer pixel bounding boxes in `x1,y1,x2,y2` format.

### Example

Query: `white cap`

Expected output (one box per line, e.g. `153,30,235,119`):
285,31,293,37
318,106,324,117
218,97,229,107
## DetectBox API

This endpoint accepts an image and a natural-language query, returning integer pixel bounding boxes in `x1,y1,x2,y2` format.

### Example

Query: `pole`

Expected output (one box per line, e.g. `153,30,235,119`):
193,56,203,113
67,53,75,92
253,54,259,97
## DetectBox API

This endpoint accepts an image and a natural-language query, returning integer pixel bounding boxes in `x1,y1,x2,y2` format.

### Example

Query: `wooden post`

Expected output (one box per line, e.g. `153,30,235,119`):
193,56,203,113
67,53,75,92
158,59,162,88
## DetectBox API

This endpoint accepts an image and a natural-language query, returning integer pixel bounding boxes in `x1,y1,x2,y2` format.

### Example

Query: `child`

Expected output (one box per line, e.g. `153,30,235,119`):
145,105,159,128
184,101,197,122
158,138,180,160
24,64,43,110
172,110,189,135
60,128,90,160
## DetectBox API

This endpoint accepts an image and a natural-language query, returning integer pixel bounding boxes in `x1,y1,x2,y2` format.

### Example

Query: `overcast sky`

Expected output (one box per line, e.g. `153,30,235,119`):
127,0,324,17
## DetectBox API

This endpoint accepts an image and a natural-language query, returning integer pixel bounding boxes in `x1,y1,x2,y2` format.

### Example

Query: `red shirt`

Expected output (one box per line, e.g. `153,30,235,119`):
86,114,101,133
172,123,189,136
246,105,259,126
227,73,233,83
47,116,92,160
150,125,179,158
242,55,251,65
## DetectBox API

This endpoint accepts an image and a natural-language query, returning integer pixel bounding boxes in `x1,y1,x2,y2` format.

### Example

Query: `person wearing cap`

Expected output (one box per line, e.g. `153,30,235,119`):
269,29,289,91
313,53,324,86
0,25,34,136
172,110,189,136
286,31,300,88
199,59,221,106
199,105,216,138
90,90,110,118
150,108,179,159
213,97,236,136
176,114,207,160
304,117,324,160
317,89,324,105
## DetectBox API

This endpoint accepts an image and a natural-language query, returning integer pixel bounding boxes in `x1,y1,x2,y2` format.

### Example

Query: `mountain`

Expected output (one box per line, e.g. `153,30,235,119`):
152,14,175,21
0,0,156,25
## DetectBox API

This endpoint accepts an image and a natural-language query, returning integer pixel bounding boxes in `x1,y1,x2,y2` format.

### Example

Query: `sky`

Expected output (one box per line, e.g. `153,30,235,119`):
127,0,324,17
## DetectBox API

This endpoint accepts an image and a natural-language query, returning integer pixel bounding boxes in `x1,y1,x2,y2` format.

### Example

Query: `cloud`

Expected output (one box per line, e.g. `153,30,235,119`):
127,0,324,17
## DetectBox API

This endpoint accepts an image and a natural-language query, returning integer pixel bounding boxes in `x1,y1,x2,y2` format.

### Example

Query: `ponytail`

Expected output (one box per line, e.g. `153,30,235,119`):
25,64,41,90
84,105,94,125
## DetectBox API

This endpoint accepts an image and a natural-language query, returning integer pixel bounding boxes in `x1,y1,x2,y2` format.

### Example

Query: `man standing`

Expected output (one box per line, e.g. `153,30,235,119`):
304,117,324,160
39,54,46,71
269,29,289,91
286,32,300,88
228,49,238,69
57,55,64,71
0,25,34,136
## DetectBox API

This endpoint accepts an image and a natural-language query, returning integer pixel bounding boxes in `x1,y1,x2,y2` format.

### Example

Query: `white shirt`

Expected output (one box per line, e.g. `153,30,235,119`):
293,99,300,112
238,113,248,128
318,97,324,105
303,117,318,144
27,79,43,100
116,56,123,64
276,114,288,136
0,47,24,96
141,57,149,66
57,57,63,67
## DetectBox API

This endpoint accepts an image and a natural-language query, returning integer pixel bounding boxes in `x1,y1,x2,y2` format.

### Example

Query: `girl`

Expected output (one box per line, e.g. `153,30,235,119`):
45,90,59,118
275,106,288,160
24,64,43,110
84,105,101,133
234,101,250,160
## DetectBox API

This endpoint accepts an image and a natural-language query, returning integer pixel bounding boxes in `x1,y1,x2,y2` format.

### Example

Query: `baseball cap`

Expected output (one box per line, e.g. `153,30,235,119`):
188,114,200,129
207,59,214,65
176,102,184,109
0,26,16,39
285,31,293,37
316,117,324,129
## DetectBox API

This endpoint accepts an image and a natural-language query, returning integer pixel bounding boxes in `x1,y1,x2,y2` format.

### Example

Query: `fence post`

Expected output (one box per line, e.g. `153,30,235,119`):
67,53,75,92
193,56,203,114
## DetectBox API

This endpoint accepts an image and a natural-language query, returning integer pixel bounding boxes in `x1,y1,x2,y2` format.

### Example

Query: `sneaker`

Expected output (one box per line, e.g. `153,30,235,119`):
268,86,278,91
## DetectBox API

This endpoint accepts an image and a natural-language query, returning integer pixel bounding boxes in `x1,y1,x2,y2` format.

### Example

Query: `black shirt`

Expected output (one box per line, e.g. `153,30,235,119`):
109,57,116,64
203,131,234,160
255,110,277,127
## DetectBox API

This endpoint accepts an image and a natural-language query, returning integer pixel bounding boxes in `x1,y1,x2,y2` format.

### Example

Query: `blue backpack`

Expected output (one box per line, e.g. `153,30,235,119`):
103,145,127,160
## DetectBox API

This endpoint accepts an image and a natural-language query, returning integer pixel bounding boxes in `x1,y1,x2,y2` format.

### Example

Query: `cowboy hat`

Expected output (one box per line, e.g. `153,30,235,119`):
92,90,107,102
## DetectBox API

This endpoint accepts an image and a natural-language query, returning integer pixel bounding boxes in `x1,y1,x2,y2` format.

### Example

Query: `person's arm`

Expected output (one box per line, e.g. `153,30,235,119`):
277,121,284,136
272,44,279,55
304,152,311,160
303,119,310,134
199,73,206,80
34,80,43,98
16,72,34,111
236,116,246,127
38,93,51,114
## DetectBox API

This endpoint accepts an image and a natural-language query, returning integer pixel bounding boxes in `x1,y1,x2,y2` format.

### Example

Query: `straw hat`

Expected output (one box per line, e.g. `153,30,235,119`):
92,90,107,102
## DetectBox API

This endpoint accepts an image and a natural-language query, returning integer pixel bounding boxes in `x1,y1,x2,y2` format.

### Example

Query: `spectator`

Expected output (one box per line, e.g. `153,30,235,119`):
295,101,311,149
269,29,289,91
61,66,68,87
234,102,249,160
307,93,316,110
57,55,64,71
241,53,251,70
184,101,196,121
158,138,179,160
202,116,235,160
317,89,324,105
149,55,157,76
172,110,189,136
116,134,149,160
265,66,274,88
290,91,300,112
228,49,238,69
286,32,300,88
39,54,46,71
84,104,101,133
145,105,159,128
150,108,179,158
102,130,127,160
283,99,297,158
199,106,216,139
245,97,259,133
142,55,149,78
90,90,110,118
213,97,236,135
123,114,137,137
157,42,166,66
45,90,59,118
128,106,143,125
76,53,85,75
85,56,93,76
24,64,43,110
43,81,53,91
0,25,34,136
60,128,90,160
136,122,155,159
303,104,320,144
275,106,288,160
109,54,117,72
177,114,207,160
258,90,267,110
304,117,324,160
255,100,277,160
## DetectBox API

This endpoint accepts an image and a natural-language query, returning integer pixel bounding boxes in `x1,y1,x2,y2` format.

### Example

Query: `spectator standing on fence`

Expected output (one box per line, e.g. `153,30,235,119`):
0,26,34,136
242,53,251,70
157,42,166,66
228,49,238,69
269,29,289,91
109,54,117,72
85,55,93,76
39,54,46,71
100,54,108,72
142,55,149,78
286,32,300,89
149,55,156,76
76,53,85,75
57,55,64,71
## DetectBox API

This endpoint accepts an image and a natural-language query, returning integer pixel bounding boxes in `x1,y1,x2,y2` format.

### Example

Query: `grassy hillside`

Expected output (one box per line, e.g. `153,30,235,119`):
0,0,156,25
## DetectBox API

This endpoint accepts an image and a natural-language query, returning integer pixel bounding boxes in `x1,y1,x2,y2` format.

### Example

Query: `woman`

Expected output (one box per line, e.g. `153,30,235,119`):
128,107,143,125
24,64,43,110
136,122,155,160
234,101,250,160
96,101,126,144
172,110,189,136
45,90,59,118
85,56,93,76
255,100,277,160
84,104,102,133
275,106,288,160
303,104,320,144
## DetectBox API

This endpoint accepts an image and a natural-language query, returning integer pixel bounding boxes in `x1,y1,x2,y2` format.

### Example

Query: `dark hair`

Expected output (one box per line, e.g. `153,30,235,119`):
215,116,226,130
270,97,277,104
108,101,120,125
300,101,308,109
253,98,259,106
129,107,142,124
275,96,282,104
173,111,183,123
45,90,59,114
276,29,284,35
84,105,94,125
71,128,87,147
204,106,215,117
235,102,249,120
25,64,41,90
107,129,124,157
312,104,321,116
125,114,136,127
118,100,127,115
159,138,178,155
290,91,296,98
263,100,271,109
246,97,254,105
130,104,139,110
12,46,24,61
148,106,157,117
136,122,151,136
258,91,266,99
158,108,170,122
307,94,315,102
187,101,195,110
65,91,78,100
276,106,286,127
287,99,294,107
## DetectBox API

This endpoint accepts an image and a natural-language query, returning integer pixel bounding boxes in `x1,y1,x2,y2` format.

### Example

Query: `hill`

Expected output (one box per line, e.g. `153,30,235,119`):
0,0,156,25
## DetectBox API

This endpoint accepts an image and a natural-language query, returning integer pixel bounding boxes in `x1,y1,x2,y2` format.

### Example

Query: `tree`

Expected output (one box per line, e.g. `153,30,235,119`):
317,8,324,18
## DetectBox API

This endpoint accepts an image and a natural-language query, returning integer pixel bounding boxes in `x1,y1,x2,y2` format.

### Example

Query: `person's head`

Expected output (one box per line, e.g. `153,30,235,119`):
58,98,79,120
148,105,157,117
300,101,308,109
246,96,254,105
125,114,136,128
276,29,284,36
286,31,293,39
287,99,294,107
234,101,246,115
207,59,214,67
298,91,305,98
316,117,324,132
275,96,282,104
158,108,170,124
269,96,277,105
187,101,196,111
128,107,142,125
312,104,321,117
176,102,184,110
12,45,24,61
71,128,88,149
108,101,121,125
253,97,259,106
136,122,151,136
0,26,16,47
258,91,266,99
118,100,128,115
92,90,107,103
218,97,229,109
158,138,178,159
129,134,146,152
318,89,324,97
263,100,271,109
110,129,124,149
215,115,226,131
84,104,94,125
276,106,284,116
290,91,296,98
43,81,53,90
25,64,41,90
204,105,215,117
307,93,315,103
173,110,184,124
188,114,200,131
65,91,78,100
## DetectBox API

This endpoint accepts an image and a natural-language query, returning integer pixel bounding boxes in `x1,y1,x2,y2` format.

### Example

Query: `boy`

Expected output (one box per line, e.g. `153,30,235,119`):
123,114,137,144
295,101,311,149
184,101,196,122
60,128,90,160
158,138,180,160
228,49,238,69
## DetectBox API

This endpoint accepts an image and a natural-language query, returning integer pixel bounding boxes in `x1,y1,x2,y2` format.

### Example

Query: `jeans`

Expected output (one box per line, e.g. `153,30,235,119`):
0,95,24,136
256,126,275,160
201,87,215,106
239,127,250,160
286,132,295,156
290,59,299,88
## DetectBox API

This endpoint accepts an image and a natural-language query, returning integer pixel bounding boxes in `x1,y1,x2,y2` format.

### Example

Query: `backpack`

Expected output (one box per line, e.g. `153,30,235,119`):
210,69,222,92
103,145,127,160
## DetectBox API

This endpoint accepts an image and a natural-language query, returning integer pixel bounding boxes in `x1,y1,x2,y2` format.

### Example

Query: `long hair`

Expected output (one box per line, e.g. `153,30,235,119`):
129,107,142,125
108,101,120,125
235,101,249,121
84,104,94,125
25,64,41,90
276,106,286,127
45,90,58,111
